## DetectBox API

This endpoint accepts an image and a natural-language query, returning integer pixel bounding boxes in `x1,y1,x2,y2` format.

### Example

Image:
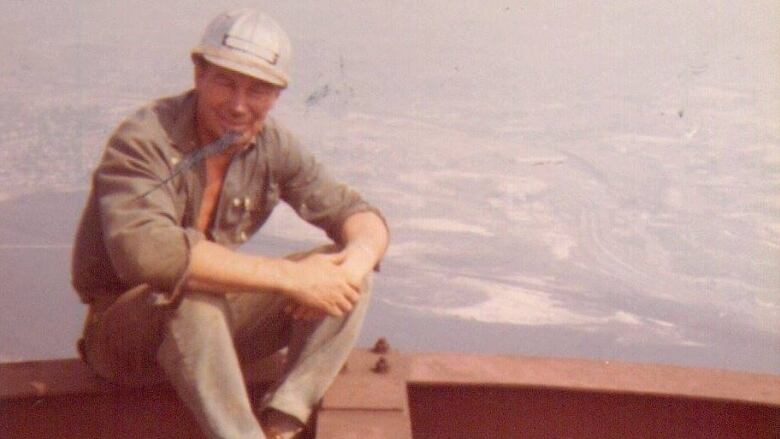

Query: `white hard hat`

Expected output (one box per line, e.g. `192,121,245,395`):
192,9,292,87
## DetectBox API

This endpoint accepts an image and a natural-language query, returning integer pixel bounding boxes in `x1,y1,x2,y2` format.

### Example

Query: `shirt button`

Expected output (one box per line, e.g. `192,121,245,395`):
170,156,180,166
243,196,252,210
238,231,248,242
232,197,242,208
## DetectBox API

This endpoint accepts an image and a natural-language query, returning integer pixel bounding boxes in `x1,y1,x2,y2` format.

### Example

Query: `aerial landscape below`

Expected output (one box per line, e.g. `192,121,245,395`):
0,0,777,374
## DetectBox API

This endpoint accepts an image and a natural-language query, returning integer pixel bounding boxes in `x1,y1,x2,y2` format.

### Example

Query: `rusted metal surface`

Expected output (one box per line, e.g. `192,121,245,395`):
0,353,285,401
317,346,413,438
0,358,115,400
371,356,390,374
0,354,283,438
1,348,778,438
407,384,778,439
321,348,409,411
317,410,414,439
1,387,208,438
406,353,780,438
407,353,780,406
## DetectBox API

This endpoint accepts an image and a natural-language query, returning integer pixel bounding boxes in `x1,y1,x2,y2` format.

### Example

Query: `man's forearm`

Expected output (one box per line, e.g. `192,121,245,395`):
184,239,362,317
339,211,389,276
185,240,290,294
181,211,387,303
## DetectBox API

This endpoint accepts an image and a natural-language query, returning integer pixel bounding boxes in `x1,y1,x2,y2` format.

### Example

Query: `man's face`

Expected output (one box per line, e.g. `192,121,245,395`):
194,60,281,148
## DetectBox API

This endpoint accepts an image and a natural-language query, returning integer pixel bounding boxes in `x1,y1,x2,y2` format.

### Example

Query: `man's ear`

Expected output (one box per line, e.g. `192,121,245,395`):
192,55,207,85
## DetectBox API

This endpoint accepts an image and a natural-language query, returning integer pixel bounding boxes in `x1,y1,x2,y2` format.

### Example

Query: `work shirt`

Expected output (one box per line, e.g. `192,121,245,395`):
71,90,382,305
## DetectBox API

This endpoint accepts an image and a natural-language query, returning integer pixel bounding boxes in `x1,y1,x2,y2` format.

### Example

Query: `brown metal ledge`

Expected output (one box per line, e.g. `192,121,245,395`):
2,349,778,438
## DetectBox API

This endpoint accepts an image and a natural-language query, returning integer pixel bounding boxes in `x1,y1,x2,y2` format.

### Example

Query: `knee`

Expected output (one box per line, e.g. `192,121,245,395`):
359,272,374,298
344,272,373,320
168,292,232,337
158,293,237,373
178,292,229,313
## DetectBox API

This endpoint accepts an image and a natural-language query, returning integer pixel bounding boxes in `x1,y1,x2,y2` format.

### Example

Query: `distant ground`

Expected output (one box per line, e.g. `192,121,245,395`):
1,1,777,373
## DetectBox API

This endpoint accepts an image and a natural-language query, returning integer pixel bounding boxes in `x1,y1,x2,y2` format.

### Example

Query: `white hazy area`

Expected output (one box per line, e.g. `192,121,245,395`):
0,1,778,373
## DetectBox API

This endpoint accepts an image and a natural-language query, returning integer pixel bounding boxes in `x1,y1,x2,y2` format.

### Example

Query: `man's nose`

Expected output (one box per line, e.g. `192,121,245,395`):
227,89,249,114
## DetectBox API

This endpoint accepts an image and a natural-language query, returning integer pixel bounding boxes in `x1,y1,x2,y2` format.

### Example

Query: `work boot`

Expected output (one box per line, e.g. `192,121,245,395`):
261,409,305,439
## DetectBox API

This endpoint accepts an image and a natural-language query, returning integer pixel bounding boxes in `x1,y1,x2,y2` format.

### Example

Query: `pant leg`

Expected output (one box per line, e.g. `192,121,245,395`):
227,290,293,366
160,271,373,435
157,292,266,439
81,284,169,386
260,274,373,424
81,244,373,436
226,244,374,424
82,287,267,439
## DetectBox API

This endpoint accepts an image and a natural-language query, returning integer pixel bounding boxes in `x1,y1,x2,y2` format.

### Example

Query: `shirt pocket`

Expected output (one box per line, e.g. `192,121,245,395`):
242,182,280,238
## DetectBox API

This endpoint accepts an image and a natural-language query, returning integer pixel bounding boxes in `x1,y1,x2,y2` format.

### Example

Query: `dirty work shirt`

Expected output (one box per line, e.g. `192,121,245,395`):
72,90,381,305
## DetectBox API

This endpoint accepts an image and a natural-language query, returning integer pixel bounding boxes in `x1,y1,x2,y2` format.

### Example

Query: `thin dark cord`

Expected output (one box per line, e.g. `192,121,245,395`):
137,131,241,199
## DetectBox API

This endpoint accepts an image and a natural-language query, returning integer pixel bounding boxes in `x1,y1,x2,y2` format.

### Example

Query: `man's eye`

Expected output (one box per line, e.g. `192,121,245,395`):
213,76,233,87
248,88,267,98
249,83,272,94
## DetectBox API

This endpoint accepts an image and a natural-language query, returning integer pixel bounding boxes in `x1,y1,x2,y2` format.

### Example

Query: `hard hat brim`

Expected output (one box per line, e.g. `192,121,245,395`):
193,46,289,88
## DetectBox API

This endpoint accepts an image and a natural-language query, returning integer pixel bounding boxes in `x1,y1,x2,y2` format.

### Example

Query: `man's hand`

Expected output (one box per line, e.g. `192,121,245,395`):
278,252,361,318
283,246,375,320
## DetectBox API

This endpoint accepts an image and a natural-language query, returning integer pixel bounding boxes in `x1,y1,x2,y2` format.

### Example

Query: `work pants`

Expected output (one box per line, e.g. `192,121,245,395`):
80,248,372,439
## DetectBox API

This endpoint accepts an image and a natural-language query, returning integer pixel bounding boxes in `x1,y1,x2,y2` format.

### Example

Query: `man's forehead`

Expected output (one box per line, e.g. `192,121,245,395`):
200,59,280,89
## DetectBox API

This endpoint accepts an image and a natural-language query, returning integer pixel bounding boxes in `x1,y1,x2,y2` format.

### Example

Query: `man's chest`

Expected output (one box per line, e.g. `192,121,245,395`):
180,146,281,246
195,155,230,232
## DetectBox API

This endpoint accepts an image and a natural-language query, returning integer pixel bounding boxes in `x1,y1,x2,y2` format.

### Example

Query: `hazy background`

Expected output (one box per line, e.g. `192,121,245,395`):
1,1,778,374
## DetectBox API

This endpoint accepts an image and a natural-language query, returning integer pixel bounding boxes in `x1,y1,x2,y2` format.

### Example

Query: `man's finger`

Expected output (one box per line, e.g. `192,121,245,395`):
336,295,354,314
328,304,344,317
346,278,363,295
344,286,360,303
324,251,347,265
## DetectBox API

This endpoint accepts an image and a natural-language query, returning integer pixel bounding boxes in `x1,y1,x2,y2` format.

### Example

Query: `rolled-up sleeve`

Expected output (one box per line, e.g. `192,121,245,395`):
274,127,386,244
95,129,204,296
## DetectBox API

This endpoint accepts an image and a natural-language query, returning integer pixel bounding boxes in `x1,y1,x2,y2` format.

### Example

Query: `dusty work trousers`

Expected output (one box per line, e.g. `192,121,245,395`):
80,252,372,439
